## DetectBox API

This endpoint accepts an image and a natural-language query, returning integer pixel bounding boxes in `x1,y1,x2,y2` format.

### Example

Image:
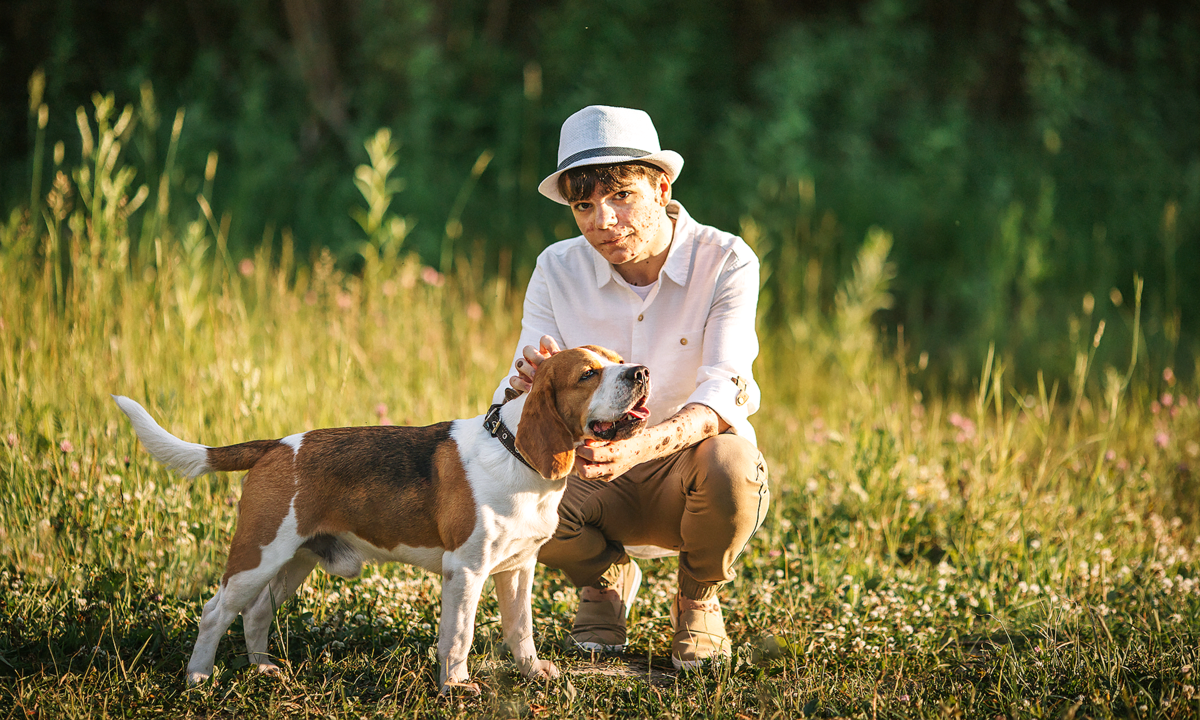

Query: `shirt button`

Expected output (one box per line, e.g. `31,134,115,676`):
638,314,644,321
680,337,688,345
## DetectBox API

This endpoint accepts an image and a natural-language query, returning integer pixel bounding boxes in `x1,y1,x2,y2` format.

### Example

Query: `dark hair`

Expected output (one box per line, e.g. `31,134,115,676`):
557,161,668,204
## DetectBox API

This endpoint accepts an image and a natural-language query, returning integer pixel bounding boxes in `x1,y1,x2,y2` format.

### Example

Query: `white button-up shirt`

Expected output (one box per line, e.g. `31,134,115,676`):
493,201,761,446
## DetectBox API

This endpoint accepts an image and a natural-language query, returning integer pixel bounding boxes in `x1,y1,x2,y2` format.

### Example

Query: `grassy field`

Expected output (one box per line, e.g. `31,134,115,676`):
1,116,1199,719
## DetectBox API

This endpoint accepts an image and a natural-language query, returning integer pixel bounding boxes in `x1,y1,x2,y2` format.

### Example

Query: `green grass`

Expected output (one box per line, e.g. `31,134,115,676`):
1,112,1198,719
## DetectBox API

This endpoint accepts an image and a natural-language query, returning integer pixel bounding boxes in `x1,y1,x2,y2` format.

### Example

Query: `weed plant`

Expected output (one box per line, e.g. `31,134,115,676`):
1,101,1198,720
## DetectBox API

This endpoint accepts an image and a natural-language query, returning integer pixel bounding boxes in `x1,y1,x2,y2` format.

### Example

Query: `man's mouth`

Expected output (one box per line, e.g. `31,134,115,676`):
589,395,650,440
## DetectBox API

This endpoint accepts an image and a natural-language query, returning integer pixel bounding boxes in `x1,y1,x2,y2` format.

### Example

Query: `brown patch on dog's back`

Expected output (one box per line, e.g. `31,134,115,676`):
290,423,477,551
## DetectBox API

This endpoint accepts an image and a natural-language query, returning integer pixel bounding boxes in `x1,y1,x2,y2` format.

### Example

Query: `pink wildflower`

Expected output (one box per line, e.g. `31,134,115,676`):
1156,432,1170,449
949,412,976,442
59,439,73,453
421,267,444,287
238,259,255,277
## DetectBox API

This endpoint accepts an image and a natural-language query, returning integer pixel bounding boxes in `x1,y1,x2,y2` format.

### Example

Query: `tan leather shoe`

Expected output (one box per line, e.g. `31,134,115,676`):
569,560,642,654
669,593,732,670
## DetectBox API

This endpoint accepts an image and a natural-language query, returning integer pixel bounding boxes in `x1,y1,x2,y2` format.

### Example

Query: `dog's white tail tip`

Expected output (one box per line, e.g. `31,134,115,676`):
112,395,211,478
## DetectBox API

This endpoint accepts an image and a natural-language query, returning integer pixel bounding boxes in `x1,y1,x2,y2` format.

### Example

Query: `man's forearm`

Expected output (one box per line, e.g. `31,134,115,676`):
637,403,729,462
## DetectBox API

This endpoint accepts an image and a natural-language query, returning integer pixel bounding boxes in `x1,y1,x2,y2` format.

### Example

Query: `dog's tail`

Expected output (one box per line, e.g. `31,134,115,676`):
112,396,279,477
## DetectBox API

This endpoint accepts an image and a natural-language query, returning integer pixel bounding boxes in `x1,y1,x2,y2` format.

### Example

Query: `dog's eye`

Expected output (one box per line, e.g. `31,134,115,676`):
579,368,597,382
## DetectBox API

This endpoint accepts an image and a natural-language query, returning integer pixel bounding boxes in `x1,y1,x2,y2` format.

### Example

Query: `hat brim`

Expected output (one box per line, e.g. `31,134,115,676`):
538,150,684,205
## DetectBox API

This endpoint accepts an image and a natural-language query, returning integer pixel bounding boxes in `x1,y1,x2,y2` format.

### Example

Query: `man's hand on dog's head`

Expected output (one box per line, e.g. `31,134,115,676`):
509,335,562,393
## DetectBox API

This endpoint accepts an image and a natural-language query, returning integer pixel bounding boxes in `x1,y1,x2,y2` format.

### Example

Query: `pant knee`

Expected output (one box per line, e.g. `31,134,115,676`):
692,435,768,502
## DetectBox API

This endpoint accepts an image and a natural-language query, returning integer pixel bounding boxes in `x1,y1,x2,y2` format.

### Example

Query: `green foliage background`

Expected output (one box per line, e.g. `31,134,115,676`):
2,0,1198,386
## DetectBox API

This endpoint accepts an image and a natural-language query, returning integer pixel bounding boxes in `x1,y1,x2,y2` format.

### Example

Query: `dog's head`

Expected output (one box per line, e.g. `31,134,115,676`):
515,346,651,480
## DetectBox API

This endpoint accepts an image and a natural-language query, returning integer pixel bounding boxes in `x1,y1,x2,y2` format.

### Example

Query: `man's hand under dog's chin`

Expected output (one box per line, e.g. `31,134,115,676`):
574,436,651,482
574,403,730,482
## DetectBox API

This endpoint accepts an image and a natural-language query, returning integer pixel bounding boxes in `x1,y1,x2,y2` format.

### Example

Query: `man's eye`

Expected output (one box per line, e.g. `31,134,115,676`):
573,202,591,211
614,191,630,200
579,369,597,381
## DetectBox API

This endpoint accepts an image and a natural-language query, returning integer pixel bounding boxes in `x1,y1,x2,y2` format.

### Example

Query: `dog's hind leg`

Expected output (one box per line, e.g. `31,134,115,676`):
241,551,319,676
187,506,305,685
494,563,559,681
187,566,284,684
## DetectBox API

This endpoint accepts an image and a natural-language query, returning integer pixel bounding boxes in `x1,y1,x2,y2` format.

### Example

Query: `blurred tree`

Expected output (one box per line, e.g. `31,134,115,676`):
1,0,1196,384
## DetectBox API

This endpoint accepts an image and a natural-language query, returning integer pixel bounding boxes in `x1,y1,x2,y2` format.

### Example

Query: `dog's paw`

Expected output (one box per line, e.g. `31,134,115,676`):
438,679,481,697
186,671,211,687
255,662,284,677
520,658,561,680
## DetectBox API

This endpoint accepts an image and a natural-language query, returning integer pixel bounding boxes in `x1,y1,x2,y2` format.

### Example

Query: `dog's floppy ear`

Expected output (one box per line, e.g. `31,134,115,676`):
515,368,576,480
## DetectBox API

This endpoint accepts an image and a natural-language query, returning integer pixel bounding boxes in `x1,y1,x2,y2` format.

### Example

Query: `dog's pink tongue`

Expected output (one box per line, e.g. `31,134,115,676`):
627,404,650,420
626,397,650,420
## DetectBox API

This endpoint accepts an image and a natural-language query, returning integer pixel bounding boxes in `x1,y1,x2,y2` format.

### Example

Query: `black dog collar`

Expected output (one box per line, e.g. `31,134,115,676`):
483,404,536,473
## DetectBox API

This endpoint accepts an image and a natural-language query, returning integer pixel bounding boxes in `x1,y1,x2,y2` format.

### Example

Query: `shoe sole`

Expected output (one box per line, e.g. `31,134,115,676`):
572,638,626,654
671,652,731,671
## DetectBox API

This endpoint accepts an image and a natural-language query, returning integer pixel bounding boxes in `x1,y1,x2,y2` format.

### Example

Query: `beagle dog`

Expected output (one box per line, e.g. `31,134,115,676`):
113,346,650,693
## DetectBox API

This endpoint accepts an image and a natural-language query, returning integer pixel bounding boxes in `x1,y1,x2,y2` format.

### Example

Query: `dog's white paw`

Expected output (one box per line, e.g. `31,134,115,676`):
520,658,560,680
438,679,481,697
186,670,211,687
255,662,283,677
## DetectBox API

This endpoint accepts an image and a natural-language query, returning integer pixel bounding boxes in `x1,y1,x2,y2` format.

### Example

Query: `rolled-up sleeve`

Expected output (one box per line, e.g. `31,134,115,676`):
685,250,761,436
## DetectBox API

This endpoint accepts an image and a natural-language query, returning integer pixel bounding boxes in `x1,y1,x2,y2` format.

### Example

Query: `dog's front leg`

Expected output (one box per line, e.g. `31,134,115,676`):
494,563,559,681
437,558,485,694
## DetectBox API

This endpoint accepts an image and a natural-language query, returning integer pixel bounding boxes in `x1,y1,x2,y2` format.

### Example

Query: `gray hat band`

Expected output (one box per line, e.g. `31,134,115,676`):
557,146,651,172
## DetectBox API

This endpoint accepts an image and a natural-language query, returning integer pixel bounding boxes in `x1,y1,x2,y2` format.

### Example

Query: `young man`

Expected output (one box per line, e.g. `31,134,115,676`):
494,105,768,669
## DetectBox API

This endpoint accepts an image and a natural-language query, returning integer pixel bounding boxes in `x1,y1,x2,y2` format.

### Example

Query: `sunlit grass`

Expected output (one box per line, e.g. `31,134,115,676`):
1,99,1198,719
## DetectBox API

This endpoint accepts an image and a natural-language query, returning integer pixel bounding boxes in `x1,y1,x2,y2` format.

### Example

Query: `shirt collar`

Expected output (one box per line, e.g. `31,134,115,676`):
590,200,694,289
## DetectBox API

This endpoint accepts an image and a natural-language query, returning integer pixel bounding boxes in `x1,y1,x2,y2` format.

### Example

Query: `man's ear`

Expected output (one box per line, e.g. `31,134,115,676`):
515,374,576,480
657,172,671,206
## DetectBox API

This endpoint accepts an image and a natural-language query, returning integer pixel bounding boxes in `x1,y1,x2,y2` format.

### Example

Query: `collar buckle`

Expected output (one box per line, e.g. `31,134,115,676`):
484,404,536,473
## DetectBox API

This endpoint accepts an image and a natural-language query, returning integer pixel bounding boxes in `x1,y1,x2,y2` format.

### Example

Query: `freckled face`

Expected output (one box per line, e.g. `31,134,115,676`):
570,175,672,267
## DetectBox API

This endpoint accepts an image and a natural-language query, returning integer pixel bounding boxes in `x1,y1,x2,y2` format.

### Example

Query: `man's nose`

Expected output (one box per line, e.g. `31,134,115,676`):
595,201,617,228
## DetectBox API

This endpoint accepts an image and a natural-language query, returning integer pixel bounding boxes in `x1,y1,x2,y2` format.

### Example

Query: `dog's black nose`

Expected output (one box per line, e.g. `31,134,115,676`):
623,365,649,384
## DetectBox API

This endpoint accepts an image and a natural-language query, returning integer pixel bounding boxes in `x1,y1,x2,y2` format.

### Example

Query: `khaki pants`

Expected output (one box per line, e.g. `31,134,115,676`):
537,434,769,601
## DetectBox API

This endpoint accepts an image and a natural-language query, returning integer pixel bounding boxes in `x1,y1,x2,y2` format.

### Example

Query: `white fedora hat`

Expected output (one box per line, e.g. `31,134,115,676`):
538,105,684,205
